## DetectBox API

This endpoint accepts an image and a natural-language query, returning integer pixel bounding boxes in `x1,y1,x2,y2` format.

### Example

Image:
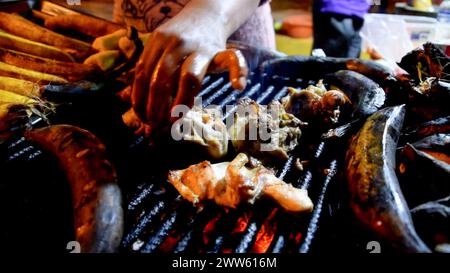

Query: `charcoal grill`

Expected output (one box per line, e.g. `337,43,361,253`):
0,42,345,254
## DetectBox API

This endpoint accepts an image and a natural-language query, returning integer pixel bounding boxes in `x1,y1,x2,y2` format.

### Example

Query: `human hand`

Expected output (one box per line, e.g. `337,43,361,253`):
130,12,248,136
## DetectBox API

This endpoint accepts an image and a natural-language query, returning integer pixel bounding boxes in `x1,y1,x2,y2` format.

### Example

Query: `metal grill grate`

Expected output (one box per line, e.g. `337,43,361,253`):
0,56,339,254
117,70,339,254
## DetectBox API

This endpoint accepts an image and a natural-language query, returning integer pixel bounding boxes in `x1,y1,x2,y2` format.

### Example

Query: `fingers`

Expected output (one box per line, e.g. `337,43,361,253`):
121,108,151,137
131,32,166,118
211,49,248,91
130,44,248,135
144,39,185,126
170,53,211,122
117,85,131,103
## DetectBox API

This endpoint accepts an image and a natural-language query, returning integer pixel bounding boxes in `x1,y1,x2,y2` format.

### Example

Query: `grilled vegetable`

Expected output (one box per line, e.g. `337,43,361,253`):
0,30,75,62
42,81,104,97
24,125,124,253
118,36,137,60
0,89,47,138
398,42,450,82
0,12,93,61
0,89,36,105
411,196,450,251
345,59,396,85
44,14,123,38
0,103,30,137
346,105,431,253
0,61,67,84
398,143,450,206
84,50,121,71
262,56,395,86
261,56,347,81
92,29,127,52
408,133,450,156
325,70,386,118
0,48,98,81
31,10,52,21
0,76,41,97
92,29,150,52
401,116,450,143
409,78,450,115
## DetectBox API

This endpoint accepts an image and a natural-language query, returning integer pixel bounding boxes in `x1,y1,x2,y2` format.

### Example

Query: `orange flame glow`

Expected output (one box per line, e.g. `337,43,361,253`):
251,208,278,253
203,213,222,245
289,231,302,245
159,232,180,253
232,211,252,234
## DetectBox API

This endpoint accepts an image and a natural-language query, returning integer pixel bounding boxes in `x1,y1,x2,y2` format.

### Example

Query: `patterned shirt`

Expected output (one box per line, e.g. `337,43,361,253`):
113,0,275,49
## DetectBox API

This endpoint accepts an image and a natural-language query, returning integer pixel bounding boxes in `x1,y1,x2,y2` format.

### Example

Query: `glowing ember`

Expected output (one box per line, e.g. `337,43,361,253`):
421,149,450,164
232,211,252,234
159,232,181,253
251,208,278,253
289,231,303,245
203,213,222,245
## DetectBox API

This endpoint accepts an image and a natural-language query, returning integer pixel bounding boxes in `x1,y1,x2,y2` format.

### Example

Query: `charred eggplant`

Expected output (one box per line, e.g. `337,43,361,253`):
346,105,430,253
325,70,386,118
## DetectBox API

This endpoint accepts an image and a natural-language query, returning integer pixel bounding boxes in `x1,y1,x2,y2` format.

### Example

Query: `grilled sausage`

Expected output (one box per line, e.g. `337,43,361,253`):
25,125,124,253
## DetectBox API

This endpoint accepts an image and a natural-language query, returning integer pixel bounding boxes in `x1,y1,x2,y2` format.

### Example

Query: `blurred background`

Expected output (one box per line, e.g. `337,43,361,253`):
47,0,450,62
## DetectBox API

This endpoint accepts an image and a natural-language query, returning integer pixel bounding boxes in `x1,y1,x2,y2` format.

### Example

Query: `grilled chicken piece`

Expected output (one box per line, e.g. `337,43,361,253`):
172,105,228,159
168,153,313,213
230,98,306,161
282,81,349,125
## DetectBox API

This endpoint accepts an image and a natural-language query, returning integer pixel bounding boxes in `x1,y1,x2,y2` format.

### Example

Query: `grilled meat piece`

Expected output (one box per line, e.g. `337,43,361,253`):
168,153,313,213
281,82,349,125
172,105,228,159
230,98,305,161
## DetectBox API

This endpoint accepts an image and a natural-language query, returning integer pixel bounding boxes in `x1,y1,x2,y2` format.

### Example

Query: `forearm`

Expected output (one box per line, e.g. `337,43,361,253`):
175,0,260,39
